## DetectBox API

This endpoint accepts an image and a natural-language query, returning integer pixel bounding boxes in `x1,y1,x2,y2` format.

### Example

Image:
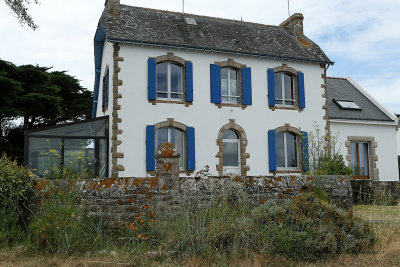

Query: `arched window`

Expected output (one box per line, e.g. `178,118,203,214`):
276,131,298,169
222,129,241,174
155,127,185,169
156,62,183,100
221,68,239,104
274,72,295,106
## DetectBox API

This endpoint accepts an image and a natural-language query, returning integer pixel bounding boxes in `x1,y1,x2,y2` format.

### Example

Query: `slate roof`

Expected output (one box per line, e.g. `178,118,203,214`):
99,5,333,65
327,77,394,122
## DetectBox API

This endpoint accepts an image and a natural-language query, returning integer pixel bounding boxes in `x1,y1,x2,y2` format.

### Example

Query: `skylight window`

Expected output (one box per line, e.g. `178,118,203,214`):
185,17,197,25
334,99,361,110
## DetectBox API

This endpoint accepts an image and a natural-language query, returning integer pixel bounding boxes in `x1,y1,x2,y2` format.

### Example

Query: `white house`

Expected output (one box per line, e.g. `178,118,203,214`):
24,0,399,181
327,77,399,181
91,0,333,178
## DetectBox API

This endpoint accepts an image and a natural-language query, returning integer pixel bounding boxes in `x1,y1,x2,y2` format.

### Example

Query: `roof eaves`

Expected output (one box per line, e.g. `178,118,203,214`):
107,37,335,66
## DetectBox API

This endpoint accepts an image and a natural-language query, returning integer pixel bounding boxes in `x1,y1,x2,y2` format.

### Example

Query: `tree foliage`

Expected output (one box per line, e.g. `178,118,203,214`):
0,59,93,162
3,0,40,30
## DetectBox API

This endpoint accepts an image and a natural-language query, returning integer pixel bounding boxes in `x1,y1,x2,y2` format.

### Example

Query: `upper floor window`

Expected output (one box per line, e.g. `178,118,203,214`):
221,68,239,104
156,62,184,100
102,67,109,112
210,60,252,107
274,72,295,106
148,53,193,104
268,65,305,110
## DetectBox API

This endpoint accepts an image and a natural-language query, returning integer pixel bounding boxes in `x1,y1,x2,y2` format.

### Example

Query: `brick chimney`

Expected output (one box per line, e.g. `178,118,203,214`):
105,0,120,17
280,13,304,37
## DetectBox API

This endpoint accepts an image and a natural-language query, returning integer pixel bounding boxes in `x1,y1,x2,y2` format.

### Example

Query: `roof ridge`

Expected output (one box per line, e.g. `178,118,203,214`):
327,76,347,80
119,4,279,29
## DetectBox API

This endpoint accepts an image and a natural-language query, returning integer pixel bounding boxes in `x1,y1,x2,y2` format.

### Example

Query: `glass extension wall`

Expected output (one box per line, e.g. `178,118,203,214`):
24,116,109,178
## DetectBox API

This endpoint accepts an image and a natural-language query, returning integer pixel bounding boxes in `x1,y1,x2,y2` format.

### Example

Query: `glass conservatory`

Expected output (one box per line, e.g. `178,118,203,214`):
24,116,109,178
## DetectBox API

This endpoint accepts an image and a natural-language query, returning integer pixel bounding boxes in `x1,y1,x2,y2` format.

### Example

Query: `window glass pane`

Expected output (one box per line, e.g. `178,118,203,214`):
221,68,228,96
276,132,285,167
359,143,369,176
351,143,358,175
157,92,168,98
286,133,297,167
222,129,239,139
274,73,282,101
156,128,168,152
170,63,183,93
171,128,184,168
229,69,238,97
99,139,107,178
156,62,168,93
28,138,62,177
64,139,95,178
223,142,239,166
284,73,294,101
170,93,183,100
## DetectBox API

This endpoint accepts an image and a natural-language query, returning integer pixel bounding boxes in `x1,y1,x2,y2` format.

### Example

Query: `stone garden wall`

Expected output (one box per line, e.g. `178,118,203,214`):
33,145,353,226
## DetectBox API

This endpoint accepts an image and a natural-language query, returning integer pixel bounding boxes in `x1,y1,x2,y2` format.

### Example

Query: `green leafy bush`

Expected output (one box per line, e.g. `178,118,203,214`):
149,193,375,261
0,153,34,246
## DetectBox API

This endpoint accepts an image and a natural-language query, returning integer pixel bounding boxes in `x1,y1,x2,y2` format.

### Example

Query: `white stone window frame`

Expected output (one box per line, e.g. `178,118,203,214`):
156,62,184,101
221,67,240,104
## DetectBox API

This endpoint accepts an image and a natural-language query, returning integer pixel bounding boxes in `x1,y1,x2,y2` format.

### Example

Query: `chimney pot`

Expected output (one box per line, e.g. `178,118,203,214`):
105,0,120,17
280,13,304,37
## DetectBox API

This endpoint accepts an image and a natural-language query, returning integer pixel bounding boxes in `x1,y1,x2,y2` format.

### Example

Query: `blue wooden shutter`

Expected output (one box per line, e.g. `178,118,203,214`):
102,75,105,112
210,64,221,103
268,130,277,172
267,68,275,106
146,125,155,171
187,127,196,171
148,58,156,100
301,131,309,172
298,71,305,108
241,67,252,105
185,61,193,102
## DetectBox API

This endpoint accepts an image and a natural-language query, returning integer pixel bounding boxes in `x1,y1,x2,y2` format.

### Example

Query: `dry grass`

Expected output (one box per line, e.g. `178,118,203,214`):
1,204,400,267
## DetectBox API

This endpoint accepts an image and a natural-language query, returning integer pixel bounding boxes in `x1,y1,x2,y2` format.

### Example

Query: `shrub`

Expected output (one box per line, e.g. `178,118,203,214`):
308,123,352,175
149,193,375,261
0,153,34,246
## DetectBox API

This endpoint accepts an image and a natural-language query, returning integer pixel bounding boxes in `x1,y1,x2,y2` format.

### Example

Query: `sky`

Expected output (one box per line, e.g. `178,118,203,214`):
0,0,399,114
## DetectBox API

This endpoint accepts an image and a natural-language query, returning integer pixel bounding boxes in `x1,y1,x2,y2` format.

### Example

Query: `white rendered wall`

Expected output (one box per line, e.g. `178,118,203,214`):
108,44,326,177
96,41,114,177
331,121,399,181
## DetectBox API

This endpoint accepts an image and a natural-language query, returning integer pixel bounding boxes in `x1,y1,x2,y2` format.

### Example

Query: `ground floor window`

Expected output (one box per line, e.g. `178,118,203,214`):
222,129,241,175
351,142,370,179
276,131,298,169
155,127,185,169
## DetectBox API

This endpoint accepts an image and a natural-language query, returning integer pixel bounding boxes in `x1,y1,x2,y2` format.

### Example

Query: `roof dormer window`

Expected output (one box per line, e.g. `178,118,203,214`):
334,99,361,110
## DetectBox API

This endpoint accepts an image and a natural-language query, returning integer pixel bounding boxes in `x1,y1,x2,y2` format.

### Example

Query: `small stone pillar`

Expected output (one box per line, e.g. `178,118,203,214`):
155,143,180,190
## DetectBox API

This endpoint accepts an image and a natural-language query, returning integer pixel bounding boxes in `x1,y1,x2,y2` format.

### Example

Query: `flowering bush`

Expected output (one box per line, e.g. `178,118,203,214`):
0,153,34,246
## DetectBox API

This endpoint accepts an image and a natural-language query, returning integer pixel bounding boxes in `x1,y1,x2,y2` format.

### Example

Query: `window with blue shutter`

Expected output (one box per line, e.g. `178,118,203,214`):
148,58,156,100
146,125,155,171
298,72,305,108
301,131,309,172
185,61,193,102
241,67,252,105
267,68,275,106
102,68,109,112
268,130,277,172
210,64,221,103
187,127,195,171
